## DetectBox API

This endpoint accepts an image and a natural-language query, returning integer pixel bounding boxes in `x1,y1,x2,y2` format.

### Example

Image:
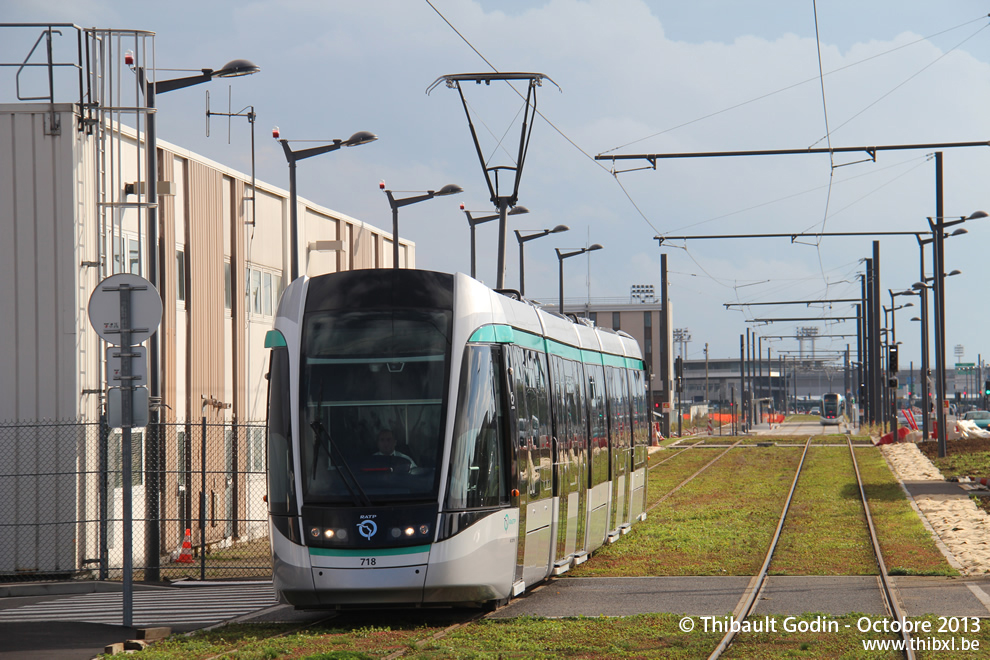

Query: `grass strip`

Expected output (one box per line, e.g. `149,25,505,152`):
130,612,990,658
646,446,726,505
770,446,878,575
854,447,956,576
573,447,801,576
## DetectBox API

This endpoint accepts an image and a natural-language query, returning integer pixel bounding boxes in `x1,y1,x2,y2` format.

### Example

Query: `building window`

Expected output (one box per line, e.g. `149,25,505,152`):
612,312,621,330
244,266,282,319
224,262,232,310
588,312,597,324
175,249,186,304
113,235,142,275
251,268,262,314
644,310,652,328
263,272,273,316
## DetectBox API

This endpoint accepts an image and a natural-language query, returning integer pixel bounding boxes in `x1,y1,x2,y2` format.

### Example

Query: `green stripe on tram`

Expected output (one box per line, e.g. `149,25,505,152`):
469,324,643,370
310,544,431,558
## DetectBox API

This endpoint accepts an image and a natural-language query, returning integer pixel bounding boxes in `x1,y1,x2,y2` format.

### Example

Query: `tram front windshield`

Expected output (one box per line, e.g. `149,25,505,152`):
300,309,451,505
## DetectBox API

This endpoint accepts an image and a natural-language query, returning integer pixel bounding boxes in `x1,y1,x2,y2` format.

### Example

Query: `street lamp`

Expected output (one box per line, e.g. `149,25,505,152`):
884,296,913,435
462,204,529,279
556,244,603,315
383,183,463,268
278,130,378,280
927,209,986,457
515,224,569,296
131,55,259,591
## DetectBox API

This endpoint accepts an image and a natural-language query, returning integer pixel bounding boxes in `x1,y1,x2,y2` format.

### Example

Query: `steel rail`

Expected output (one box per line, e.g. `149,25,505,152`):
709,435,914,660
708,436,813,659
847,437,916,659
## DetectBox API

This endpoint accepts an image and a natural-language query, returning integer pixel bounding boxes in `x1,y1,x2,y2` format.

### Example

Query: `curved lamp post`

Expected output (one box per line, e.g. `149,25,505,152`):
462,204,529,279
927,209,985,457
515,224,569,296
383,183,463,268
131,55,259,592
279,130,378,280
556,244,603,315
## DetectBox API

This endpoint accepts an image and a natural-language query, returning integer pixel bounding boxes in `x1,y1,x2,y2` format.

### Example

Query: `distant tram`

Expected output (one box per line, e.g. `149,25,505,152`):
264,269,650,609
820,392,846,426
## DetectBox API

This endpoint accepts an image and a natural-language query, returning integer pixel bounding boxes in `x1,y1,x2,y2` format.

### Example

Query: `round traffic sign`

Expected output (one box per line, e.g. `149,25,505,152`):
87,273,163,345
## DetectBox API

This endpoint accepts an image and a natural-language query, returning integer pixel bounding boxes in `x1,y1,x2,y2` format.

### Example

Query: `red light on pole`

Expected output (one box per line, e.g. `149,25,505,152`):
272,126,280,139
379,180,386,190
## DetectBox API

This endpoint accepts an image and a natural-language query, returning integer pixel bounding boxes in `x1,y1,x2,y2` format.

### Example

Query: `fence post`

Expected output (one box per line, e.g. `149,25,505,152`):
200,415,207,581
99,413,109,581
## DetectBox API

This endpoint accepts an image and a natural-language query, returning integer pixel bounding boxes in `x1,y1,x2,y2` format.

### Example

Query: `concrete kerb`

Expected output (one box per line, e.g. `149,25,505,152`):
0,580,173,598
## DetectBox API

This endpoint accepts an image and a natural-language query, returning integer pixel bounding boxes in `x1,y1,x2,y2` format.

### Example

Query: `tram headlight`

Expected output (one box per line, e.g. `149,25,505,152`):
336,529,348,541
419,524,430,536
390,528,401,538
404,527,415,537
323,529,335,539
309,527,320,538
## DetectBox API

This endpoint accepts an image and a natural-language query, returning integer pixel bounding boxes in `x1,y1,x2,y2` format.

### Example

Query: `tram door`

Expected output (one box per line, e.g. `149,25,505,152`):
505,345,553,587
607,366,631,533
550,356,587,569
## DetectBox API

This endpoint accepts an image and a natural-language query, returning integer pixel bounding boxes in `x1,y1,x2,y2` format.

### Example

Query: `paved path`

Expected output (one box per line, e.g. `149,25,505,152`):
0,581,278,629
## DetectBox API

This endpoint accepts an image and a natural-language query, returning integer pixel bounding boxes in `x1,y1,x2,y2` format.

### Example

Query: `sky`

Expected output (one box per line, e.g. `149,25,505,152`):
4,0,990,376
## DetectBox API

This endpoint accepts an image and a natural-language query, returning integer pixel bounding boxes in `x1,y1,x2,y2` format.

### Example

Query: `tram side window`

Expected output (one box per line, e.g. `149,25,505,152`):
605,365,631,449
586,363,608,486
266,347,295,516
447,345,505,510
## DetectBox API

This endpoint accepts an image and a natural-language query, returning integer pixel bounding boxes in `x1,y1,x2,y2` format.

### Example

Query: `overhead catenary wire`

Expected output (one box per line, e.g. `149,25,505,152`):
601,13,990,155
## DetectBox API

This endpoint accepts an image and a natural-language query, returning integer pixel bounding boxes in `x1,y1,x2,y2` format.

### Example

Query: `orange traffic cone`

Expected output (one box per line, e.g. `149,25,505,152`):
176,528,194,564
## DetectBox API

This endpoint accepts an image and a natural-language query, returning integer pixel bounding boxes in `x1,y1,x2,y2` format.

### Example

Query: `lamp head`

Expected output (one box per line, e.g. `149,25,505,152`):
550,224,569,234
344,131,378,146
507,205,530,216
947,269,962,277
949,228,968,237
967,210,988,220
213,59,261,78
588,243,604,251
435,184,463,197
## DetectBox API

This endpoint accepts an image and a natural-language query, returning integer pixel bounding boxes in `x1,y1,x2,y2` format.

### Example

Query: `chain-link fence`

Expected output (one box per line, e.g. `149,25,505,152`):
0,419,271,583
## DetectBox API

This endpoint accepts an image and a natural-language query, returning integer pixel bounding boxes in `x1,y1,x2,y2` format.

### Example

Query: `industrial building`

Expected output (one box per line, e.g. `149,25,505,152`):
0,25,410,577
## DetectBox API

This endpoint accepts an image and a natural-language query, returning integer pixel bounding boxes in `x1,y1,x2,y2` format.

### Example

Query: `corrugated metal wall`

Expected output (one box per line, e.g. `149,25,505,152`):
0,104,89,573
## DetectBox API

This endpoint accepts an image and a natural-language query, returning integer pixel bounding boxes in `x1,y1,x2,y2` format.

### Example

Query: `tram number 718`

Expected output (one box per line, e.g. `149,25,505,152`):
360,557,377,567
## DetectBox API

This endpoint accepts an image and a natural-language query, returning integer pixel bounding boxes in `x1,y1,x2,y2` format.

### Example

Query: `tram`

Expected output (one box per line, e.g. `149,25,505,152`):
264,269,650,609
820,392,846,426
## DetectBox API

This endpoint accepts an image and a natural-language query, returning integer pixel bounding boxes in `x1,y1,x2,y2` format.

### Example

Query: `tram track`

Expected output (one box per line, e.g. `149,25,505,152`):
707,435,915,660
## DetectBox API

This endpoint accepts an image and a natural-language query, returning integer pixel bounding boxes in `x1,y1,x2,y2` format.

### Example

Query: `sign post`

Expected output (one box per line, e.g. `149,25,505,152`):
88,274,161,627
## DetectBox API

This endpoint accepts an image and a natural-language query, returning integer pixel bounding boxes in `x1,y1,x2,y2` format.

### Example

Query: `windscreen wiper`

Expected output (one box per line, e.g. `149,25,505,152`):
310,420,372,508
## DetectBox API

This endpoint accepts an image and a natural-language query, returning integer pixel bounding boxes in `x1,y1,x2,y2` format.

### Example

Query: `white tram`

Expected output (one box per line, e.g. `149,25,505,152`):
820,392,846,426
264,269,650,608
